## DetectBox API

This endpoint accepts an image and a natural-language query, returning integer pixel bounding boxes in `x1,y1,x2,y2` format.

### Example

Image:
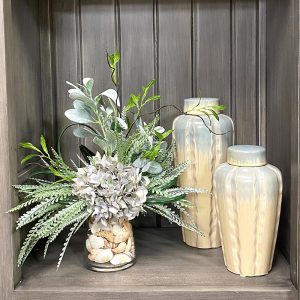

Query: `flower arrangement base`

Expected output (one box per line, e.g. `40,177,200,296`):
85,219,135,272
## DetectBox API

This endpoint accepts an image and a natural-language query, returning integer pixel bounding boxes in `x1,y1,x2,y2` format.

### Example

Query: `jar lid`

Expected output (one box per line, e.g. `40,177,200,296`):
184,98,219,115
227,145,267,167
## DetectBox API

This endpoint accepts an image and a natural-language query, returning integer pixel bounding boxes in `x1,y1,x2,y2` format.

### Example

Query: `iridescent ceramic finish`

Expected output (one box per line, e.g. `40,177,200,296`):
172,98,234,248
213,145,283,277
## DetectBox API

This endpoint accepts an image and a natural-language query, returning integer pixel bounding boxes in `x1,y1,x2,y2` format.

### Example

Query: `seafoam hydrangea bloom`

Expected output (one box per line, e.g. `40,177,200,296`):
72,152,149,226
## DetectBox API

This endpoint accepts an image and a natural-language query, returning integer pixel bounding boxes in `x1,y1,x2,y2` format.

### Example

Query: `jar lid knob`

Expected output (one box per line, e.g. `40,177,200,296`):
227,145,267,167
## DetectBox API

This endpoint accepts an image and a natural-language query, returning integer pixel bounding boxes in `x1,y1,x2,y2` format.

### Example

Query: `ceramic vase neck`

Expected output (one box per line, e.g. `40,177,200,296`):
183,98,220,115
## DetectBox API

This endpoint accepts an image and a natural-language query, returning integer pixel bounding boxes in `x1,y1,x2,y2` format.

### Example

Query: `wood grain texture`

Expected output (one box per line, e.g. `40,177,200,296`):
11,0,43,169
15,228,295,299
1,1,300,298
52,0,81,164
39,0,57,148
194,0,231,115
293,0,300,293
158,0,192,227
119,0,157,227
266,0,295,270
0,0,42,298
257,0,267,146
81,0,116,154
158,0,192,132
267,0,300,289
232,0,257,144
0,1,16,298
119,0,155,109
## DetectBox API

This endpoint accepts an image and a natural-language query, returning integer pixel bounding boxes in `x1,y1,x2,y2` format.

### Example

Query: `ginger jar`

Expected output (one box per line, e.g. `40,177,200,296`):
213,145,282,276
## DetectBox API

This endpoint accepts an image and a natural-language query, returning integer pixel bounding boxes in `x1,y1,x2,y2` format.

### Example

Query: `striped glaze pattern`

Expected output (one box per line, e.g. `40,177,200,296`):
214,163,282,276
173,113,234,248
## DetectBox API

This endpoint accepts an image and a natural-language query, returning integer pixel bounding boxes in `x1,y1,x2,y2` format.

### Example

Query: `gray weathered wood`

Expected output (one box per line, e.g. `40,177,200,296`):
119,0,157,227
233,0,257,145
158,0,192,227
0,0,42,298
120,0,155,110
39,0,57,148
257,0,267,146
158,0,192,131
11,0,43,169
194,0,231,115
266,0,296,273
1,1,300,298
15,228,296,299
0,1,18,298
81,0,116,154
265,0,300,290
52,0,81,164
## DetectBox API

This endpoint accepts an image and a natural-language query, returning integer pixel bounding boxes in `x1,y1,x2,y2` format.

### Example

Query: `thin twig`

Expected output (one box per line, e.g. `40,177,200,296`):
128,104,231,136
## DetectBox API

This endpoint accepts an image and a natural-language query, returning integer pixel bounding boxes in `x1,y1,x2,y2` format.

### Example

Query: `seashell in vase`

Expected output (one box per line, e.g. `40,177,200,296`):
85,218,135,272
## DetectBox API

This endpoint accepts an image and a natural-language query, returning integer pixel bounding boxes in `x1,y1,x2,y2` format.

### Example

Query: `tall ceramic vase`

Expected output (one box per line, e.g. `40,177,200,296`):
172,98,234,248
213,145,282,276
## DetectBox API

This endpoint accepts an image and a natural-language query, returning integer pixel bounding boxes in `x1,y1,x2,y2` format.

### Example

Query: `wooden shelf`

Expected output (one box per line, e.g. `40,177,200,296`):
15,228,295,300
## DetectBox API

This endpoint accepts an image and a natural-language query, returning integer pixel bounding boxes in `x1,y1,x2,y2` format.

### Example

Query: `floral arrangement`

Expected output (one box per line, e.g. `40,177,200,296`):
9,52,222,270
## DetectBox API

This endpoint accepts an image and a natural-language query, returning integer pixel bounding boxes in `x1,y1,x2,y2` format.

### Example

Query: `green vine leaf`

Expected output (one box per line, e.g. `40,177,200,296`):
40,135,49,156
21,154,38,165
19,142,42,153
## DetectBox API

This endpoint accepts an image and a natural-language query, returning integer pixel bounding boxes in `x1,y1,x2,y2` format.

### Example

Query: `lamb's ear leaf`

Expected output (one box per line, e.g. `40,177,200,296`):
83,78,94,92
64,109,93,124
93,137,109,152
142,161,163,174
73,127,96,138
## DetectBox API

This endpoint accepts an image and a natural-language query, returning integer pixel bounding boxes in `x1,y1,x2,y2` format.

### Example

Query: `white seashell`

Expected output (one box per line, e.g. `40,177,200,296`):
114,230,130,243
89,223,99,234
95,249,114,263
110,253,132,265
97,230,115,243
89,235,105,249
86,239,92,253
112,223,123,235
98,222,112,232
88,253,96,262
90,248,104,256
90,223,100,234
112,242,126,254
125,251,133,258
125,237,132,252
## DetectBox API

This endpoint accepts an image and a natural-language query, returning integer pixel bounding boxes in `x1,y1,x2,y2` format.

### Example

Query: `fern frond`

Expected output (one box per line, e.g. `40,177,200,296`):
148,161,189,189
144,204,204,236
43,210,90,258
173,201,195,224
157,140,175,168
16,201,61,229
151,187,208,197
17,212,52,266
37,200,86,239
56,221,79,270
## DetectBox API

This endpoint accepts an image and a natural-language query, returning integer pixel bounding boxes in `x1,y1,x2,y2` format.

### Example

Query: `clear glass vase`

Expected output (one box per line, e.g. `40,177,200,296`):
85,218,135,272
